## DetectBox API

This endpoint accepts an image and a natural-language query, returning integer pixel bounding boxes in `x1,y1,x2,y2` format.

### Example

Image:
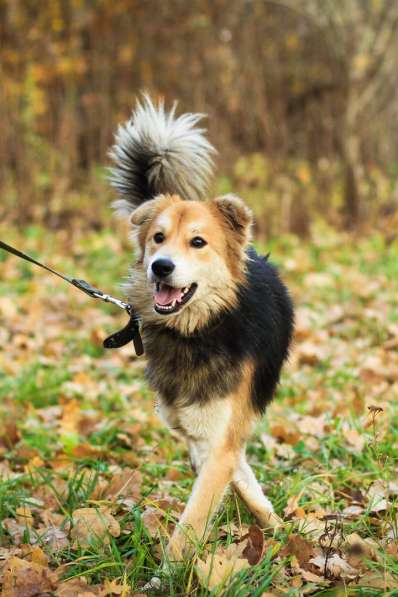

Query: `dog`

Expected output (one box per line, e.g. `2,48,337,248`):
109,96,294,560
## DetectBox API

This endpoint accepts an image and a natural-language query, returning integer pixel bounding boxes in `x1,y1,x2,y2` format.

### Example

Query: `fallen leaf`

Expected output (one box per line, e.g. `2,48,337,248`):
105,469,142,503
29,546,49,567
1,555,58,596
55,576,102,596
269,419,300,445
141,507,169,538
196,543,249,590
101,577,132,595
60,399,81,434
284,495,303,518
281,534,314,569
242,525,265,565
342,427,365,452
310,553,358,579
38,525,69,552
367,480,390,512
2,518,28,546
300,568,327,583
71,508,120,548
297,415,326,438
342,504,364,519
15,506,34,527
344,532,378,560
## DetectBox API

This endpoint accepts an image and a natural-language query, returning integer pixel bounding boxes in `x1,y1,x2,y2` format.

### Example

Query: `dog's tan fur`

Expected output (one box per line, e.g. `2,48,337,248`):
126,193,280,559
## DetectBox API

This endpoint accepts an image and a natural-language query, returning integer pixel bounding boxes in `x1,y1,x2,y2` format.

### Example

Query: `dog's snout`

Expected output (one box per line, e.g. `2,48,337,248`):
152,258,175,278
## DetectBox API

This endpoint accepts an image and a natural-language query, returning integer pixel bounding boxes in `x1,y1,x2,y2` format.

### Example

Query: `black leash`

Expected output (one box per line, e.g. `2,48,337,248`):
0,240,144,356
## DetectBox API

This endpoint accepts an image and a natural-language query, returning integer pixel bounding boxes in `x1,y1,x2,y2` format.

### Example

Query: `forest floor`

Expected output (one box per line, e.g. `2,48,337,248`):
0,223,397,596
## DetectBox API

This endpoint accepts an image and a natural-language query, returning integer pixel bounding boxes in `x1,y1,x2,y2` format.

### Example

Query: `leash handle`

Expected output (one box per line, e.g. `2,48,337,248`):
0,240,73,285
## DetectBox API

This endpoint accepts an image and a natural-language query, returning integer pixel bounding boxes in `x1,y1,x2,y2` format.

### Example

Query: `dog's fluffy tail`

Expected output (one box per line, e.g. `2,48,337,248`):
109,95,216,216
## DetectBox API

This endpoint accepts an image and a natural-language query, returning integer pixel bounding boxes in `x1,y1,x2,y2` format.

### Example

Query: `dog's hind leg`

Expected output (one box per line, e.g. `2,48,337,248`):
232,452,282,529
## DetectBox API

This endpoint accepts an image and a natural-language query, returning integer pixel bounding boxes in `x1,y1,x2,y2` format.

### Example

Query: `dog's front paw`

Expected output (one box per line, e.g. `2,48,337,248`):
254,507,283,530
166,528,195,562
264,510,283,530
166,530,186,562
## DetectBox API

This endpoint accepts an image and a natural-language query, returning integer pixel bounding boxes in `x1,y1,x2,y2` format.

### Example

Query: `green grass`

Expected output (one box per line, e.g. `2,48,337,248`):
0,223,397,595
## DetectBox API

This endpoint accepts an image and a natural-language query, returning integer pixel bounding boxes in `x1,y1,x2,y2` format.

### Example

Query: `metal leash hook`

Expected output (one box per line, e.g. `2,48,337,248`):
0,240,144,357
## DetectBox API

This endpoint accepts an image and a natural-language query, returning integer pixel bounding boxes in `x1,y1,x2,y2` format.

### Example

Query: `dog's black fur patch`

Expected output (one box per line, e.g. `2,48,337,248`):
142,249,294,413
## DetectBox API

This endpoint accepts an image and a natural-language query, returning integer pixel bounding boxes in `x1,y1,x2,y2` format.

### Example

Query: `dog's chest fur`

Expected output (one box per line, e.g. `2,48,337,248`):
142,321,242,405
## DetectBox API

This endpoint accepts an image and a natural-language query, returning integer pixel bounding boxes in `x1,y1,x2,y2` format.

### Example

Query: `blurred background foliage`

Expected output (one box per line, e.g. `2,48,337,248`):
1,0,398,237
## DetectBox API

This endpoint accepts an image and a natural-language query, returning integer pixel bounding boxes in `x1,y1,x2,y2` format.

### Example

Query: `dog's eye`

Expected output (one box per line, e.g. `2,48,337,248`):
190,236,207,248
153,232,165,244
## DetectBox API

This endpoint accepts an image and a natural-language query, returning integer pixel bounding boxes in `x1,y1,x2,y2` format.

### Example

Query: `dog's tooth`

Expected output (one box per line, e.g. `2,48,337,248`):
172,299,176,307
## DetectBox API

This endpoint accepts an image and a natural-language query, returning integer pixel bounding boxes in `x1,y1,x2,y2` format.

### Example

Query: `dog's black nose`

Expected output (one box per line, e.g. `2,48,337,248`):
151,258,175,278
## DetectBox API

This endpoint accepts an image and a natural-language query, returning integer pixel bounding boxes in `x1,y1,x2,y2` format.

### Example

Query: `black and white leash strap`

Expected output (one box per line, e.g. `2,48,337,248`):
0,239,144,356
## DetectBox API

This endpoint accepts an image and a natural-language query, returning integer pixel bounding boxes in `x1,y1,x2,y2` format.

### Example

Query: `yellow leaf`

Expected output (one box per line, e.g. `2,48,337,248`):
196,544,249,590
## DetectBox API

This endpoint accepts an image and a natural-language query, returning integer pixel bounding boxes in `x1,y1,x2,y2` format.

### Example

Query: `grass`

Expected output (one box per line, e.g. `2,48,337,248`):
0,222,397,595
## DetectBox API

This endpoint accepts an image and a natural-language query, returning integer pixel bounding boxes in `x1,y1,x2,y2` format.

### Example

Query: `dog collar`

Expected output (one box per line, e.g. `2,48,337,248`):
0,239,144,356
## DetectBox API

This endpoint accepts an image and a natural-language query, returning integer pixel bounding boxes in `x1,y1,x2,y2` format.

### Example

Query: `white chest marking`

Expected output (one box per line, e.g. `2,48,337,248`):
157,398,232,444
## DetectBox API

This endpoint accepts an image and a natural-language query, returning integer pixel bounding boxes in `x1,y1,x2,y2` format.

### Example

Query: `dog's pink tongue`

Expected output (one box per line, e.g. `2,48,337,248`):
155,284,182,306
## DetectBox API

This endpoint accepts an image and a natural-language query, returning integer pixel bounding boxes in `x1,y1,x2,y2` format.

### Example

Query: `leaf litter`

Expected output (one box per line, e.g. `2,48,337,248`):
0,226,397,594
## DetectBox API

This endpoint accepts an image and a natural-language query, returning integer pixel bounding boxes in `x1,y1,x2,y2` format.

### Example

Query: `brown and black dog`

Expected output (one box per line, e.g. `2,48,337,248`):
109,96,294,560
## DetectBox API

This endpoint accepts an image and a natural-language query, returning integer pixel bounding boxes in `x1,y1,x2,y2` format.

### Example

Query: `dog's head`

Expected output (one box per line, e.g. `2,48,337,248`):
128,194,252,334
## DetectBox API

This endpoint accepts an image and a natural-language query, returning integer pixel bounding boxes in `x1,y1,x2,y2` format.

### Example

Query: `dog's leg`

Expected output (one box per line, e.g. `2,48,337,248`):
232,451,282,529
166,362,258,561
167,441,240,561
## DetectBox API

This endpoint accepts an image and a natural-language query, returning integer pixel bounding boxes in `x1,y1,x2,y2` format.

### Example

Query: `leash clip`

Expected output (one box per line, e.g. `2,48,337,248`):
71,280,144,356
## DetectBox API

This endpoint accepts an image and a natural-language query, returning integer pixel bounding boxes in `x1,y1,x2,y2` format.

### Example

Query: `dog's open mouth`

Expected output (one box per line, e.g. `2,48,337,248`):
154,282,197,314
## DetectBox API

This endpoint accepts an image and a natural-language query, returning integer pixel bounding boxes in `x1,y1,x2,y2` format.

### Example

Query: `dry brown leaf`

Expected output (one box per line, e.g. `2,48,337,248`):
71,443,106,459
241,525,265,565
1,555,58,596
281,534,314,569
71,507,120,548
55,576,102,596
344,532,378,560
196,544,249,590
388,480,398,495
296,341,325,366
310,553,358,579
269,419,300,445
367,480,390,512
105,469,142,503
39,525,69,552
342,427,365,452
141,507,169,538
342,504,364,519
297,415,326,438
28,545,49,567
296,516,329,541
300,568,327,584
101,578,132,595
284,495,302,518
15,506,33,527
59,399,81,434
2,518,27,546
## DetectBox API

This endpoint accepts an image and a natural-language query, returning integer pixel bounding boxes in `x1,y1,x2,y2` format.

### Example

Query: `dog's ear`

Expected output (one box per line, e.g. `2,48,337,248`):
212,194,253,246
130,199,158,227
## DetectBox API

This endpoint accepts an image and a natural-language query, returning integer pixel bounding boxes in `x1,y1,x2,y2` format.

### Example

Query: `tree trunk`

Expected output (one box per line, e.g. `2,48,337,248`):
343,132,361,228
